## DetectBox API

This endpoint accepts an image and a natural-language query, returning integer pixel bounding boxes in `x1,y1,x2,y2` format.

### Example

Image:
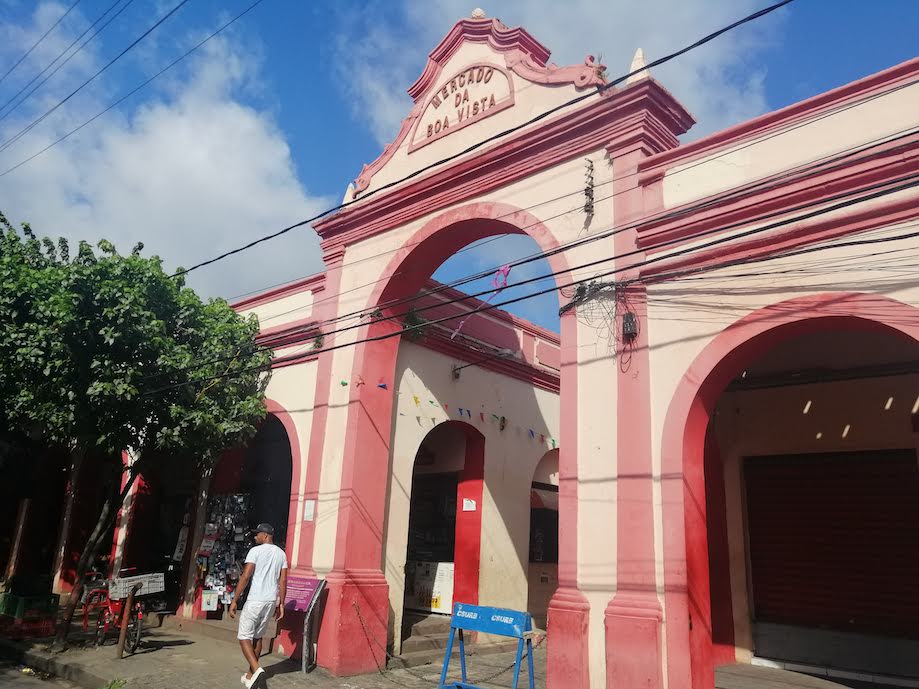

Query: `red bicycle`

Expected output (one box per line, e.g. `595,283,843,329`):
82,568,160,654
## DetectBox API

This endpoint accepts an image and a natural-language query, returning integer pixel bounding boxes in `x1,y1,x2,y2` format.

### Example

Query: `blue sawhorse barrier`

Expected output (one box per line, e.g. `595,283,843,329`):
437,602,535,689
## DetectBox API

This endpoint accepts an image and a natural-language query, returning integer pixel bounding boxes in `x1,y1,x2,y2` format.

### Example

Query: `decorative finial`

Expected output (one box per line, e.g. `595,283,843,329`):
471,8,486,19
626,48,649,84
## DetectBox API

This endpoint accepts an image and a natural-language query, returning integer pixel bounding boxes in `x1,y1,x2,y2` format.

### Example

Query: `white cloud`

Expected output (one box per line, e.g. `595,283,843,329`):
0,3,328,300
332,0,785,147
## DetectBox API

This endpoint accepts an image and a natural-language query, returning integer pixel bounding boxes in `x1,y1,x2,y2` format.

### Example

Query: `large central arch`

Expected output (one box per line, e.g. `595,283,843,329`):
659,292,919,688
317,201,586,677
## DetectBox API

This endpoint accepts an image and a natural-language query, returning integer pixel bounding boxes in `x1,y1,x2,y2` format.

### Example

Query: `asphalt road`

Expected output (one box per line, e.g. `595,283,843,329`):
0,660,78,688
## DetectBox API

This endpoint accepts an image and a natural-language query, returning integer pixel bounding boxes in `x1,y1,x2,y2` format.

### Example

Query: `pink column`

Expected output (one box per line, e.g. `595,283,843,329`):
296,249,344,574
605,147,663,688
546,308,591,689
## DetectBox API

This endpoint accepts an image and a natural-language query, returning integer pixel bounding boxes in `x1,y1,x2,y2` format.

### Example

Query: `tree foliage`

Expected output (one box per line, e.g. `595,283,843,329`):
0,212,271,464
0,212,272,642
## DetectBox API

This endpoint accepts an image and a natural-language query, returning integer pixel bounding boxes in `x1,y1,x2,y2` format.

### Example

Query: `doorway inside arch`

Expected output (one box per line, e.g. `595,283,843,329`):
401,421,484,655
527,449,559,630
696,326,919,682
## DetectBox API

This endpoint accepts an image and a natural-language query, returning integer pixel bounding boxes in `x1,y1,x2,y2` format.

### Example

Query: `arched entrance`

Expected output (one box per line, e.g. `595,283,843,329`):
193,411,294,619
396,421,484,655
528,448,559,630
318,201,584,675
661,293,919,688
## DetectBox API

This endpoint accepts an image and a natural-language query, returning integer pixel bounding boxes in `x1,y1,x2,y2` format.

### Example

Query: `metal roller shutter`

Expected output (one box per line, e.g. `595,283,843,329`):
744,449,919,638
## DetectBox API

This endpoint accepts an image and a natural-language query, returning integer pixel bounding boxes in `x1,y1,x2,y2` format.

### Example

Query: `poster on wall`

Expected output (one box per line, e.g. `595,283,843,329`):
406,561,454,614
172,526,189,561
201,590,219,612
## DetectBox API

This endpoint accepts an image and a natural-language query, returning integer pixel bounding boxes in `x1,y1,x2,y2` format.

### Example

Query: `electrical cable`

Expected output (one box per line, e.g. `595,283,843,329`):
146,134,919,379
0,0,82,87
0,0,270,177
166,0,795,279
0,0,127,122
0,0,191,154
140,173,919,395
244,136,919,342
249,124,919,340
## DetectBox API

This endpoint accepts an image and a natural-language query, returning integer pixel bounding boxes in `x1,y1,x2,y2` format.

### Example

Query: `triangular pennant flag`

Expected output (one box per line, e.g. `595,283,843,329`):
528,429,535,438
377,383,388,390
340,380,348,386
540,434,545,443
480,412,485,422
413,395,420,407
551,438,557,449
444,404,449,411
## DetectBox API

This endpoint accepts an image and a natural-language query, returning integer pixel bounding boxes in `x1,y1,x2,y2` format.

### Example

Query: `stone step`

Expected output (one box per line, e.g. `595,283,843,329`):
391,638,521,669
402,612,453,637
401,631,452,654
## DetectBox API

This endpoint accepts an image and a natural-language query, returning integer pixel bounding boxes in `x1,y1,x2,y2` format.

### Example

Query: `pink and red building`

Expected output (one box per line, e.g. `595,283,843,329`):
5,10,919,689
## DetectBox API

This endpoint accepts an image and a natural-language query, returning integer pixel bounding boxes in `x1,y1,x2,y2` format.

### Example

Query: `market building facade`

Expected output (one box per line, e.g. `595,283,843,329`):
3,10,918,689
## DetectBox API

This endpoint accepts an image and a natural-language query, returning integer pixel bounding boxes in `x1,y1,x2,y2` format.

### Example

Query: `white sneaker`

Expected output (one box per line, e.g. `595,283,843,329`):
241,667,264,688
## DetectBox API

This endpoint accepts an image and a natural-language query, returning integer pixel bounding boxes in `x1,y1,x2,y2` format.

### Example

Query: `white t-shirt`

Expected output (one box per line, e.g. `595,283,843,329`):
244,543,288,602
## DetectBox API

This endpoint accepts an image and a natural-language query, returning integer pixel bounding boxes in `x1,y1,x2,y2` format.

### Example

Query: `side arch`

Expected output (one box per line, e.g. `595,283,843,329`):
659,292,919,688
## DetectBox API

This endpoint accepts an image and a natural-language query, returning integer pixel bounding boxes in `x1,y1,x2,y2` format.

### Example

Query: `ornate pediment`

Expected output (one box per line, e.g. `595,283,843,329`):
351,11,608,196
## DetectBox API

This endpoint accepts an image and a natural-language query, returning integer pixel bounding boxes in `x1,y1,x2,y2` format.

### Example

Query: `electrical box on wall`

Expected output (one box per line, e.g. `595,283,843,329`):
622,312,638,340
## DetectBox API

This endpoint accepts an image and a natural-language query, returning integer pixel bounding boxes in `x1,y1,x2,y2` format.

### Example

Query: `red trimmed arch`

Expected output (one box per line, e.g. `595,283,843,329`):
659,292,919,689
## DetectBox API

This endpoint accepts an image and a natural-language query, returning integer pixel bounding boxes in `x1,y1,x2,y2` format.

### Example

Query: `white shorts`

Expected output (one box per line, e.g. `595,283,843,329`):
237,600,276,641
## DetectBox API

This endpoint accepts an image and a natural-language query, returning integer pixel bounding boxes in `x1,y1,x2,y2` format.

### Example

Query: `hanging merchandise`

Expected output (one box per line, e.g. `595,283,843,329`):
197,494,252,616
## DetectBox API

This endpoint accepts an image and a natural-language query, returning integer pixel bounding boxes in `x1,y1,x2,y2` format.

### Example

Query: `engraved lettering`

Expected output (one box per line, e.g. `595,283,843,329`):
489,94,496,107
472,101,480,116
476,67,484,83
459,73,466,87
450,78,458,93
484,67,494,83
432,94,442,109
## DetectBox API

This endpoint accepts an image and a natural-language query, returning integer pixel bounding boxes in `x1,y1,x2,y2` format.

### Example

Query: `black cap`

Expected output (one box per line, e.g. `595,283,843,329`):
253,523,274,536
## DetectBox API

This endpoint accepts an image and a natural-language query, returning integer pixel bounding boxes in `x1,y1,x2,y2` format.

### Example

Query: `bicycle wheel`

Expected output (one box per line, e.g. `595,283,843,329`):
94,612,108,647
126,609,143,654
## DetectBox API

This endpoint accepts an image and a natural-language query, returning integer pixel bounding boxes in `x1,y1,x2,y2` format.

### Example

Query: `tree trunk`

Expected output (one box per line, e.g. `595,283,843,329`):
53,462,140,648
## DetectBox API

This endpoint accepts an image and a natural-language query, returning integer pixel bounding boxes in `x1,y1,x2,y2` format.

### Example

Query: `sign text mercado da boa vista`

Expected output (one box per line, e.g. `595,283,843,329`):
411,63,514,150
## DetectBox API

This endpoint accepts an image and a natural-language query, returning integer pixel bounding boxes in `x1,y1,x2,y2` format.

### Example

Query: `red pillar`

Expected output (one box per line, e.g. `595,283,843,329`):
453,429,484,606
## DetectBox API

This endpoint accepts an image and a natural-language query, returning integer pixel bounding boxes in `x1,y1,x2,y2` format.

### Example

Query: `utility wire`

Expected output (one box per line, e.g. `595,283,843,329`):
149,133,919,379
0,0,127,122
0,0,191,154
167,0,795,278
141,173,919,394
0,0,82,87
0,0,269,177
239,94,919,331
245,131,919,341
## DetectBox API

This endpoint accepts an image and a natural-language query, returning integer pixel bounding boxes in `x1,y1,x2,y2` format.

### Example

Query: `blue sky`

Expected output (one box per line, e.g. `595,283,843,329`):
0,0,917,333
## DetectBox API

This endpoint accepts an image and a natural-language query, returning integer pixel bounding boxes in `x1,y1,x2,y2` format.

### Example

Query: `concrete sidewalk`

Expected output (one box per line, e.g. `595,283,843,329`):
0,626,885,689
0,626,545,689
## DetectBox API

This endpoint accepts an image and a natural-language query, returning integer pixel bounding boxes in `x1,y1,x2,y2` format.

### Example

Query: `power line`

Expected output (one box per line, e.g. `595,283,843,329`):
151,133,919,379
0,0,270,177
0,0,191,154
167,0,795,279
0,0,130,124
238,98,919,332
0,0,82,87
142,173,919,394
251,130,919,340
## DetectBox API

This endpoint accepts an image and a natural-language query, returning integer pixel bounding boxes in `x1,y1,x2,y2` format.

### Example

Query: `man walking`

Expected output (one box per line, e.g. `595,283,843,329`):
229,523,288,688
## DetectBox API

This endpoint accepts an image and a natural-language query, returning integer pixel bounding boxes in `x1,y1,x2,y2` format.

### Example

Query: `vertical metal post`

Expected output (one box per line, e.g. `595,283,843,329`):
458,628,467,683
438,627,456,689
510,637,524,689
116,584,141,658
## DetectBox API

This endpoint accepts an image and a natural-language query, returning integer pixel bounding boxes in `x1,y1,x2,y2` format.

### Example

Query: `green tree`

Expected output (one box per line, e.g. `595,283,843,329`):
0,213,272,645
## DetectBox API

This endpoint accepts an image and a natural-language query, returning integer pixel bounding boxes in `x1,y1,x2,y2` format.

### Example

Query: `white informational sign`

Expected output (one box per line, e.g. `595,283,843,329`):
462,498,476,512
201,590,219,612
172,526,189,561
303,499,316,522
406,561,454,614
